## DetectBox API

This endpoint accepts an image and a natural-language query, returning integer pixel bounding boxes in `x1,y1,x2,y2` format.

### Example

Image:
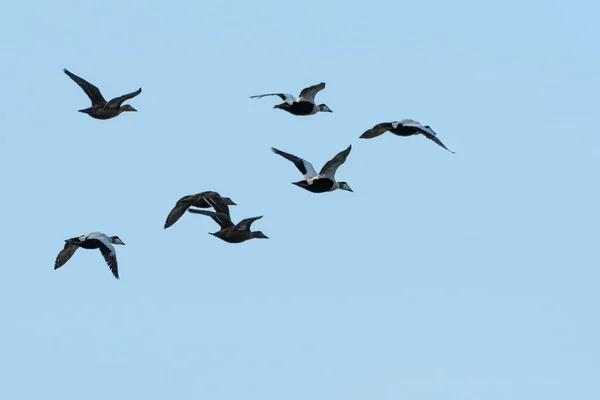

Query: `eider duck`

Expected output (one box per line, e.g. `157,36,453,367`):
54,232,125,279
188,198,268,243
64,68,141,120
250,82,332,116
271,145,353,193
360,119,455,153
164,191,236,229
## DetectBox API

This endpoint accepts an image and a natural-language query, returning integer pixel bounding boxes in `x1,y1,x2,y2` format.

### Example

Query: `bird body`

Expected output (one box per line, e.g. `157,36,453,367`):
292,178,337,193
274,101,322,116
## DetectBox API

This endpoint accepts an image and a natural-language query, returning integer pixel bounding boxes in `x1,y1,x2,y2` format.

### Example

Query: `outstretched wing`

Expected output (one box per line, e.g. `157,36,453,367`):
419,126,455,153
63,68,106,105
297,82,325,103
106,88,142,108
271,147,318,180
319,145,352,179
187,209,235,229
359,122,393,139
96,243,119,279
55,242,79,270
233,216,263,232
250,92,296,103
164,201,190,229
401,121,455,154
88,236,119,279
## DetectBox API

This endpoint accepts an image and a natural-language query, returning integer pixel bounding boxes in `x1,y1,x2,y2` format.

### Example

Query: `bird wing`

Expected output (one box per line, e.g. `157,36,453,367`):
359,122,393,139
233,216,263,232
203,193,232,218
63,68,106,105
89,234,119,279
105,88,142,108
394,119,421,129
164,201,190,229
419,127,455,153
250,92,296,103
187,209,235,229
318,145,352,179
271,147,318,180
297,82,325,103
96,243,119,279
55,242,79,270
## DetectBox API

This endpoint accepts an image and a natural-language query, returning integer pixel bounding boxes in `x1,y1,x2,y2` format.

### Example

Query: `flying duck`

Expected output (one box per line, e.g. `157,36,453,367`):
164,191,237,229
271,145,353,193
250,82,332,116
188,198,268,243
54,232,125,279
64,68,141,120
360,119,455,153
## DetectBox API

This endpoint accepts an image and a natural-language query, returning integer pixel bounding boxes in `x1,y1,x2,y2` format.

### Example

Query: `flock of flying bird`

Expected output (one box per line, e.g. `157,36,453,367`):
54,70,455,280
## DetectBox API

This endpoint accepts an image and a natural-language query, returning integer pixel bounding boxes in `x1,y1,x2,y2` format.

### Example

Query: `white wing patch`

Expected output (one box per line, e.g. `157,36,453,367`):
399,120,437,136
79,231,101,241
89,232,116,255
282,93,296,104
302,160,318,180
422,126,437,136
395,119,421,128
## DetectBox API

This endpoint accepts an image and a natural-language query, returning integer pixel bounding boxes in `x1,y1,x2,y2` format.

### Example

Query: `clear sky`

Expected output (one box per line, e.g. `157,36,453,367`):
1,0,599,399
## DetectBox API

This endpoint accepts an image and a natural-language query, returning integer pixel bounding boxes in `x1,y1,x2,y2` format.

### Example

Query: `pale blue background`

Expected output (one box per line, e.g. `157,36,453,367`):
1,1,599,399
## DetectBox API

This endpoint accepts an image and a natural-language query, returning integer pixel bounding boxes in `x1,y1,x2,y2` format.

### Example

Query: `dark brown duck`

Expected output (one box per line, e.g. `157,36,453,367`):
187,198,268,244
164,191,236,229
64,68,142,120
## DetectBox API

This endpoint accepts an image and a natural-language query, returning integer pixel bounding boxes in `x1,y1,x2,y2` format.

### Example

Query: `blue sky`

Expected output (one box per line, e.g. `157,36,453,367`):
1,0,599,399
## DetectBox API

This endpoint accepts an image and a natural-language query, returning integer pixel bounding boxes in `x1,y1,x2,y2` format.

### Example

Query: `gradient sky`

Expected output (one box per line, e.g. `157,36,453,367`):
1,1,599,399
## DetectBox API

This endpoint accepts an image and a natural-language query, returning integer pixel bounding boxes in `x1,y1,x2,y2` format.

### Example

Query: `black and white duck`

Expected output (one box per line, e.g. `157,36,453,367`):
54,232,125,279
250,82,332,116
360,119,454,153
271,145,353,193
